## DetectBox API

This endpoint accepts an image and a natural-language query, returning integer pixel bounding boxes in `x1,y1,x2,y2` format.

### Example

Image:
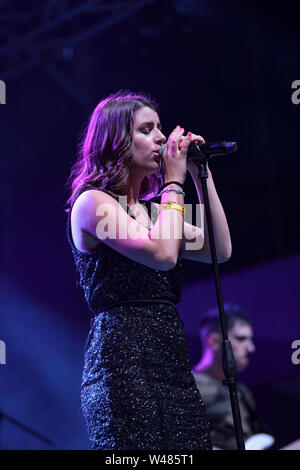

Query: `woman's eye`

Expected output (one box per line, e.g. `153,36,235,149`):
141,129,150,134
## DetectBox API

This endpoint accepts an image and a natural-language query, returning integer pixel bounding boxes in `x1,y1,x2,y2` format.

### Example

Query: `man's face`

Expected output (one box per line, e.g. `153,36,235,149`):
228,321,255,372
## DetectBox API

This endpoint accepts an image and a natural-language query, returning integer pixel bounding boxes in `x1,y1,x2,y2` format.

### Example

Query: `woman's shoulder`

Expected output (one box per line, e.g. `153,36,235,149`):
73,188,118,210
70,189,118,242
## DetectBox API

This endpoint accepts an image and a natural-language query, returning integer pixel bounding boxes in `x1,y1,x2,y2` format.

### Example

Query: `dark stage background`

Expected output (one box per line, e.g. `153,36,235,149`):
0,0,299,449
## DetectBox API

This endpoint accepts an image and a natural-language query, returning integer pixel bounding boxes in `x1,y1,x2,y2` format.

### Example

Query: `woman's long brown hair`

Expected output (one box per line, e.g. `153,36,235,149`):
65,90,164,212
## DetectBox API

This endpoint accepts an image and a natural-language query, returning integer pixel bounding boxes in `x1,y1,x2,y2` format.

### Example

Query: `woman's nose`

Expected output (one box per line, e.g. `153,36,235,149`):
155,130,166,144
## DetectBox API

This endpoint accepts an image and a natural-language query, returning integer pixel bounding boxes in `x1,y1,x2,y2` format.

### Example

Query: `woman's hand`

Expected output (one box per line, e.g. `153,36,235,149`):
162,126,193,184
178,132,206,176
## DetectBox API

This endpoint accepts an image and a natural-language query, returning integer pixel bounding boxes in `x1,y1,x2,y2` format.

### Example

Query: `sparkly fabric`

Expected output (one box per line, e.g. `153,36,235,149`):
66,192,212,450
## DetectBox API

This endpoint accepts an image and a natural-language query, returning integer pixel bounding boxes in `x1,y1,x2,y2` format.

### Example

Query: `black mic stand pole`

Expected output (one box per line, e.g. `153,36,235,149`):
192,152,245,451
0,409,52,448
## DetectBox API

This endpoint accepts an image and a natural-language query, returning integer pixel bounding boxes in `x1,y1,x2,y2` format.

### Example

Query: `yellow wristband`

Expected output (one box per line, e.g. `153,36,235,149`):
157,203,185,216
158,203,184,211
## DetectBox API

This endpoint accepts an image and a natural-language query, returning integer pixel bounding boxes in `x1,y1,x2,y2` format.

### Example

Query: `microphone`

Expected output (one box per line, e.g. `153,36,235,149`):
160,141,238,164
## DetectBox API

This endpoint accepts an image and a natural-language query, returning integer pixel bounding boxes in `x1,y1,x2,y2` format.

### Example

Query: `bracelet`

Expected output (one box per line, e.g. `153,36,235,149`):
159,188,185,197
160,180,184,191
159,203,184,210
158,202,185,216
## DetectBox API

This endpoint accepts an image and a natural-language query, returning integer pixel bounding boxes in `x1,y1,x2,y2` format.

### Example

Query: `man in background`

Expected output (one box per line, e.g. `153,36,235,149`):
193,303,270,450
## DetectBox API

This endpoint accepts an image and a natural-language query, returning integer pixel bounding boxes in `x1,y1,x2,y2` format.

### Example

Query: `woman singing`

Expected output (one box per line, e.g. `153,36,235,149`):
66,90,231,450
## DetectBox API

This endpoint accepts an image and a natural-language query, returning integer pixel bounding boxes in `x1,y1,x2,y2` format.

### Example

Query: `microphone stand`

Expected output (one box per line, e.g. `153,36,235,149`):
191,149,245,451
0,409,53,448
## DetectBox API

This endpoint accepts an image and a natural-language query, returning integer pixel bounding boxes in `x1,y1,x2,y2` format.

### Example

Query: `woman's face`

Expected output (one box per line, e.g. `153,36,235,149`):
131,106,166,175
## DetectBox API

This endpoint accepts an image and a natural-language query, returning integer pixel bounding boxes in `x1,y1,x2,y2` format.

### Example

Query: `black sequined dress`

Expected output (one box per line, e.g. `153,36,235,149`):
66,192,212,450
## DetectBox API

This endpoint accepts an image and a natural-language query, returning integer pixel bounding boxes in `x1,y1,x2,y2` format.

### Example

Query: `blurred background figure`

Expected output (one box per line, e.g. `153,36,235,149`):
193,303,273,450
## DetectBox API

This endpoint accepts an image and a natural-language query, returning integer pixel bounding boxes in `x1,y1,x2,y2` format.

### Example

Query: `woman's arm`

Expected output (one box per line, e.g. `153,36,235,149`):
151,162,232,264
181,161,232,263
